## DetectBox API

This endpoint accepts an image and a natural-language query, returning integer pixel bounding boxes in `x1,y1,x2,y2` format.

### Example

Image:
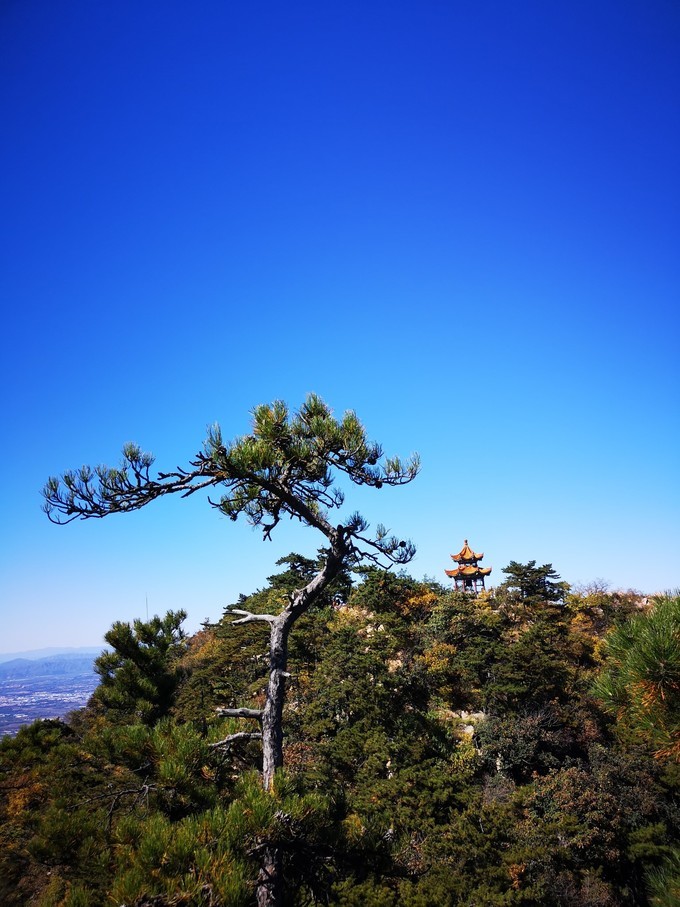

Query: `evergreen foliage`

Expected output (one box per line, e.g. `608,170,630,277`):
594,592,680,760
501,560,569,606
93,610,188,725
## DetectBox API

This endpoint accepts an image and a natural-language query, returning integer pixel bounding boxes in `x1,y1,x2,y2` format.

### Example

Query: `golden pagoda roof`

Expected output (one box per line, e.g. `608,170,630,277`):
452,540,484,563
445,565,493,578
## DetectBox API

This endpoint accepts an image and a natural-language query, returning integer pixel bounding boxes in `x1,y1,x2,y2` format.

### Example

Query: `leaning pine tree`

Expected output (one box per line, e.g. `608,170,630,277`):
42,393,419,907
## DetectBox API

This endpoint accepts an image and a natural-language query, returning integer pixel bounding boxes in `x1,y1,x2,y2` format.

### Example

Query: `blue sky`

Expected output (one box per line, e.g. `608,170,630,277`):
1,0,678,652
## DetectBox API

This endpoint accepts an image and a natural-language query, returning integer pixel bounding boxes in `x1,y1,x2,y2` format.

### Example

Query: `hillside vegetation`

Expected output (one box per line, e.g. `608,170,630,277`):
1,559,678,906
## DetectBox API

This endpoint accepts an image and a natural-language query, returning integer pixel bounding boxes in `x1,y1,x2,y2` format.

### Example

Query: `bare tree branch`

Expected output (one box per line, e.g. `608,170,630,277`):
209,731,262,749
227,609,277,625
216,707,263,720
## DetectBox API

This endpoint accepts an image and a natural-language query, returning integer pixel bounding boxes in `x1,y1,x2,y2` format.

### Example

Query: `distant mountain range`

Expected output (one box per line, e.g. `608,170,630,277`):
0,646,106,664
0,650,106,737
0,654,101,680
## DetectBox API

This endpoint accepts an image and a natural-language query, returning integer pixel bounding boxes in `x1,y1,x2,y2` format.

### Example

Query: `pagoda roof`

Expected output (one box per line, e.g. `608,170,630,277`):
446,565,492,578
452,540,484,563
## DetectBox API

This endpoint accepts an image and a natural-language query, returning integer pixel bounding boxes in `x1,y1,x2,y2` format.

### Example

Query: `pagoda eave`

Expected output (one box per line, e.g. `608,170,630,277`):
445,566,492,578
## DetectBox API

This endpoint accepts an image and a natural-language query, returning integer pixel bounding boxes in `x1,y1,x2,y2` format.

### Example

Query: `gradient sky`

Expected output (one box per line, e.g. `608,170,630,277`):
1,0,678,653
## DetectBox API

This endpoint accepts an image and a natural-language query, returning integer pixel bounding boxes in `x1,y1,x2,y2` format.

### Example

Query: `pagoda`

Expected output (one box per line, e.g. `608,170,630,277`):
445,540,492,595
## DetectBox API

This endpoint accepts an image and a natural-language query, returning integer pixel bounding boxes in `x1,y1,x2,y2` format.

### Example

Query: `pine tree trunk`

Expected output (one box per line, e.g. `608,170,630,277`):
261,618,288,791
255,543,345,907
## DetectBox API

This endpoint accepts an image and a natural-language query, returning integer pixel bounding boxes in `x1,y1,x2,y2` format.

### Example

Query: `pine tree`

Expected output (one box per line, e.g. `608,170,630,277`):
43,394,418,907
93,610,188,725
500,560,569,606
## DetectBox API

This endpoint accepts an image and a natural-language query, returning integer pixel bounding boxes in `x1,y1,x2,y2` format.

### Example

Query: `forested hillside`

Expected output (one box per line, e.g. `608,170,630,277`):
2,559,679,906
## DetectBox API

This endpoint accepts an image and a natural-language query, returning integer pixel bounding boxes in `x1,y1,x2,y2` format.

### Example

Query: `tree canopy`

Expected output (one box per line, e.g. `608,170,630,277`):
501,560,569,605
42,394,418,567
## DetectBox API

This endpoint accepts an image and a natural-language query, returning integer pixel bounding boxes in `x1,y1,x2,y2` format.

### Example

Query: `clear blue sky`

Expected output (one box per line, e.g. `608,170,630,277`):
1,0,678,652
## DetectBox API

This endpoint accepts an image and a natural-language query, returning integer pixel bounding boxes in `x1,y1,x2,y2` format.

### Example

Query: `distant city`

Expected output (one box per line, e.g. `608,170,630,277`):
0,650,103,737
